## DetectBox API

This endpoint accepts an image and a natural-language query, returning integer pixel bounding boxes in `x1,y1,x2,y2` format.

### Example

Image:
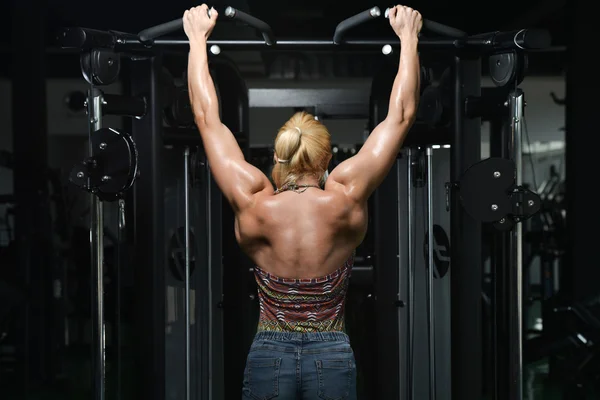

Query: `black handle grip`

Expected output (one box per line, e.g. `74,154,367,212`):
224,7,275,45
384,8,467,38
138,9,213,45
333,7,382,44
138,19,184,44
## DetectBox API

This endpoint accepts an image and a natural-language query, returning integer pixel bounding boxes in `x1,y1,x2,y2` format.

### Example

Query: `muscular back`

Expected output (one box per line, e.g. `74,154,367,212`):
235,187,367,279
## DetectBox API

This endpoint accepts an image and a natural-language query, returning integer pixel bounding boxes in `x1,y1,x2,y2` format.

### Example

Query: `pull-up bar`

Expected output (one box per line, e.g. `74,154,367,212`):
138,6,276,45
57,5,551,53
332,6,467,45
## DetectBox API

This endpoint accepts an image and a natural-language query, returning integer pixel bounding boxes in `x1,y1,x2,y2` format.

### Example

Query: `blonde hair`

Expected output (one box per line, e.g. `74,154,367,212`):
272,111,331,189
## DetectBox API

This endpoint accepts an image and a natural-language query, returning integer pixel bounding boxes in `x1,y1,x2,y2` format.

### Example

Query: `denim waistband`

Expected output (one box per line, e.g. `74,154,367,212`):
254,331,350,343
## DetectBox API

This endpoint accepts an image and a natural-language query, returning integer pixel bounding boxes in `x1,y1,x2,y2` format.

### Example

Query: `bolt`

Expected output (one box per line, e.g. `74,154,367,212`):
528,200,534,206
101,175,110,182
76,171,84,178
90,117,97,123
494,171,501,178
249,294,255,300
499,218,506,223
108,58,114,66
491,204,498,211
504,101,509,107
99,142,107,150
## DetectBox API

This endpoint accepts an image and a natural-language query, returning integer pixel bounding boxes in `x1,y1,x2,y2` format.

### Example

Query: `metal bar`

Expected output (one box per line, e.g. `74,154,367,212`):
508,89,524,400
370,80,401,399
396,158,403,399
59,27,550,52
207,164,214,400
130,56,166,400
12,0,50,389
184,147,191,400
488,116,510,400
116,198,125,400
450,56,482,400
406,147,415,400
122,38,457,50
88,87,106,400
565,0,599,304
426,146,436,400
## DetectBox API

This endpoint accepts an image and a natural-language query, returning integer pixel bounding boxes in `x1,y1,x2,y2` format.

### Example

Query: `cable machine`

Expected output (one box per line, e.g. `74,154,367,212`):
59,5,550,400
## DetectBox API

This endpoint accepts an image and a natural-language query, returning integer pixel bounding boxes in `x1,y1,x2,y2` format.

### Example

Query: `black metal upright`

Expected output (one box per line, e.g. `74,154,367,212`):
488,117,511,400
130,56,166,400
565,0,598,303
451,56,482,400
212,57,253,400
370,59,401,400
11,0,54,392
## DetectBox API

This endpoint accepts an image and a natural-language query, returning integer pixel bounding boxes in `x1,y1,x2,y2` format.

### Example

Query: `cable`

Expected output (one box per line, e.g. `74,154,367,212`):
417,148,435,400
522,117,539,193
115,199,125,400
523,116,555,230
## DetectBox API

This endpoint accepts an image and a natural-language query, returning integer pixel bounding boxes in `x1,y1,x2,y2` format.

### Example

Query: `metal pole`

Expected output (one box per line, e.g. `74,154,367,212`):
87,87,105,400
426,147,436,400
116,199,125,400
207,163,214,399
184,147,191,400
406,148,415,400
508,89,524,400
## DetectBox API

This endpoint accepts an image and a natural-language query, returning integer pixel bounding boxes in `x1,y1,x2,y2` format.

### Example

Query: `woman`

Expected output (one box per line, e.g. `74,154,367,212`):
183,4,422,399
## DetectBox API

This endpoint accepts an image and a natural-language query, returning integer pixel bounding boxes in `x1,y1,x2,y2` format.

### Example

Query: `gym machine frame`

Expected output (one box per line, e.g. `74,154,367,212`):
460,54,542,400
367,17,548,400
59,5,550,400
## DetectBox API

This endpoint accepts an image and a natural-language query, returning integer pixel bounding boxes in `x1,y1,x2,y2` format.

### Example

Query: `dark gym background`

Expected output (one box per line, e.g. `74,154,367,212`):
1,0,594,399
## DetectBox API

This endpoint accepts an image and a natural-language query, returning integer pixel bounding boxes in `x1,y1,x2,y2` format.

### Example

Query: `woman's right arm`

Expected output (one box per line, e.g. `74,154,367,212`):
328,5,423,204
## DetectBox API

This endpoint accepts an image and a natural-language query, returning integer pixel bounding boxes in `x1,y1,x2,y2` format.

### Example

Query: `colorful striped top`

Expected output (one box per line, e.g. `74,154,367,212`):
253,254,354,333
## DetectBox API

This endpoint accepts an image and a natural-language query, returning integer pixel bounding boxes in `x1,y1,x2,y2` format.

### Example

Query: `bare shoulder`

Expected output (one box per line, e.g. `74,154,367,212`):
324,178,363,210
322,181,368,231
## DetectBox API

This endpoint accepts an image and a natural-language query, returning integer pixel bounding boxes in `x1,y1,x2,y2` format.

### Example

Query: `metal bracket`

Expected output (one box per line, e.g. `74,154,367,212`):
492,185,541,230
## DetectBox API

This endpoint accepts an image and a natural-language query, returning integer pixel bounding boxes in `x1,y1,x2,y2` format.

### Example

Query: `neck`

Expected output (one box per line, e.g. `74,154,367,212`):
295,177,320,187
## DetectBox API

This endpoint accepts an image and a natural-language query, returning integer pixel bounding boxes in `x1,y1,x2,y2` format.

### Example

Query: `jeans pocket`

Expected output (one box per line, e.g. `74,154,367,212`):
244,357,281,400
316,359,353,400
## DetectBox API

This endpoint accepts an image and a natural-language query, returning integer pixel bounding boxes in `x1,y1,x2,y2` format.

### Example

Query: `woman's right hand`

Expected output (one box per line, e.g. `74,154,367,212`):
388,5,423,39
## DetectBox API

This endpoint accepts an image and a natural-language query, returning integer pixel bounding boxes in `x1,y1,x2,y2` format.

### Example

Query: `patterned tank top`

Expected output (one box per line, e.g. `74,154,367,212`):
253,253,354,333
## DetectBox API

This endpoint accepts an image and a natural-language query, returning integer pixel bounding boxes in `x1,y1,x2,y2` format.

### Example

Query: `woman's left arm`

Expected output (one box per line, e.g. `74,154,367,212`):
184,5,272,211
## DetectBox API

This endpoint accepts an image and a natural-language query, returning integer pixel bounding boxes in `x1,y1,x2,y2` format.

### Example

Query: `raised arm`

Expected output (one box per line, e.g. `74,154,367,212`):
328,5,422,203
184,5,272,212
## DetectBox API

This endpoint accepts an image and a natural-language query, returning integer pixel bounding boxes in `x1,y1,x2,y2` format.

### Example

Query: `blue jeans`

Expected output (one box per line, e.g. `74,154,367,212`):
242,331,357,400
